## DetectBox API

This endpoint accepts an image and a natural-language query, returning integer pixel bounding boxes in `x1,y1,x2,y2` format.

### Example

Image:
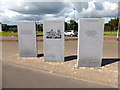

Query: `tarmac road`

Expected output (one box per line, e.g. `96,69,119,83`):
2,63,114,88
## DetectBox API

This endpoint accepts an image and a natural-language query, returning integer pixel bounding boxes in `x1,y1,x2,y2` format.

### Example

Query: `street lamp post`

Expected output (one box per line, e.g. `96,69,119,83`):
73,8,75,31
73,8,75,22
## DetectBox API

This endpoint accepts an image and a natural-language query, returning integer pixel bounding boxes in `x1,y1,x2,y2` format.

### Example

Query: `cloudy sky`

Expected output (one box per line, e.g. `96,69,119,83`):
0,0,119,25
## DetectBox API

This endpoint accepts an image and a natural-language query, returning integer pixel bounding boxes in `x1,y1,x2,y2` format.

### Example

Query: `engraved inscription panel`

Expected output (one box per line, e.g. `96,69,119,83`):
44,20,64,62
85,31,97,37
77,18,104,67
46,29,62,39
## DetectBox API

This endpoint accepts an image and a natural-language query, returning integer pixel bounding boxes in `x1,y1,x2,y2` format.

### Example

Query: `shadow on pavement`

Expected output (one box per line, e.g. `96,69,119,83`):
37,54,120,66
37,54,44,57
65,55,77,62
102,58,120,66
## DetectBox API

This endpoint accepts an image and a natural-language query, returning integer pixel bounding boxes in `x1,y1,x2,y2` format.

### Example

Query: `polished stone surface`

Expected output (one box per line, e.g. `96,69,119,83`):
43,20,64,62
18,22,37,57
77,18,104,67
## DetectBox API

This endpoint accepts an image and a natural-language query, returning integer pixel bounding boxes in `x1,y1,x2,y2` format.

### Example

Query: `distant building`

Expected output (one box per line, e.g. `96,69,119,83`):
0,23,2,32
2,24,8,32
0,23,8,32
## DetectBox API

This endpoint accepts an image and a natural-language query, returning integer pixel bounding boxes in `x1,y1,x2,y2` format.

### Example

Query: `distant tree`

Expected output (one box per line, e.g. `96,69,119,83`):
36,24,43,32
12,28,17,33
66,20,78,32
8,27,17,33
7,25,17,33
104,18,119,31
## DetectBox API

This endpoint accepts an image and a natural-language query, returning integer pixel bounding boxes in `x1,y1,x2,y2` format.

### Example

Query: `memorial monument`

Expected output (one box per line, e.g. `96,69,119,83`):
0,23,2,32
18,21,37,57
43,19,64,62
77,18,104,67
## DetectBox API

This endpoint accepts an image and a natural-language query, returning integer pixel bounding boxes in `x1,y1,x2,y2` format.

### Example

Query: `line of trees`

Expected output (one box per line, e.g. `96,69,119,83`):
37,18,120,32
36,20,78,32
5,17,120,33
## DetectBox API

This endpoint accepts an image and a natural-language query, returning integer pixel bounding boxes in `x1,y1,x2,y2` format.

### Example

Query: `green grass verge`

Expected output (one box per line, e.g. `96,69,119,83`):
37,32,43,36
0,32,43,36
0,31,119,36
0,32,18,36
104,31,119,36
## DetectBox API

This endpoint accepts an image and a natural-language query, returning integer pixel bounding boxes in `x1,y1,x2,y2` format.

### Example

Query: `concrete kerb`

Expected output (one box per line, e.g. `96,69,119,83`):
0,37,120,42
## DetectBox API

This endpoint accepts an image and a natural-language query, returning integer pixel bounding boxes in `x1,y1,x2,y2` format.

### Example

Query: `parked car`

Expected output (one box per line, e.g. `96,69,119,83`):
64,30,77,37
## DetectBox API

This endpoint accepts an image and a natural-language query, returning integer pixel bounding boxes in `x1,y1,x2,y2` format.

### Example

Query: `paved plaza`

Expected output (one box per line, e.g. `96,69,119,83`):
1,39,120,88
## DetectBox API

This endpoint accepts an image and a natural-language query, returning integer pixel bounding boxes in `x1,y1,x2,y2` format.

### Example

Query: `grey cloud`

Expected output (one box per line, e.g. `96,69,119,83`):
15,14,44,21
94,2,104,10
80,9,118,18
2,2,69,24
1,1,119,25
102,0,120,3
118,1,120,16
9,2,66,15
72,2,88,12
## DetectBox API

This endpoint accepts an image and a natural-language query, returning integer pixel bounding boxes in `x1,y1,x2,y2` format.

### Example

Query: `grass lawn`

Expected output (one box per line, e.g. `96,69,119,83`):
37,32,43,36
104,31,119,36
0,32,18,36
0,32,43,36
0,31,119,36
